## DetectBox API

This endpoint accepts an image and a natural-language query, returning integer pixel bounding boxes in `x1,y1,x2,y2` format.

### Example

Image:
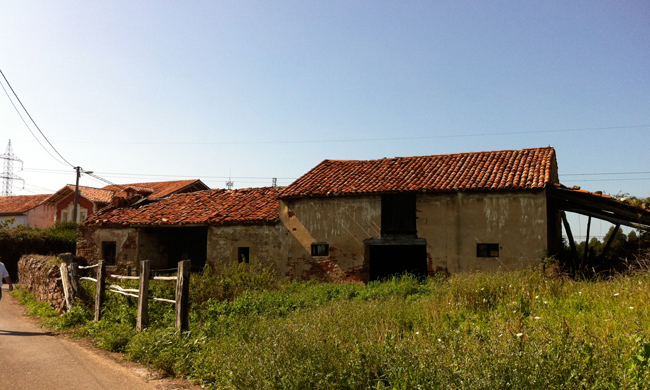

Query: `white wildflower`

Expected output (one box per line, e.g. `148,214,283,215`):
437,338,442,342
516,333,524,338
630,306,634,310
415,331,420,335
613,293,619,296
535,296,539,299
534,316,542,320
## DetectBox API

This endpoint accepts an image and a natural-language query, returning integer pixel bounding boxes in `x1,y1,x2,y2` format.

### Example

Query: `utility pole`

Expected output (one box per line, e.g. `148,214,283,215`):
72,166,93,223
72,166,81,223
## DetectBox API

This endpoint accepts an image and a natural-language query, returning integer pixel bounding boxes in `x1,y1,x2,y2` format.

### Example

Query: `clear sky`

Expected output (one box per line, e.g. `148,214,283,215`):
1,1,648,240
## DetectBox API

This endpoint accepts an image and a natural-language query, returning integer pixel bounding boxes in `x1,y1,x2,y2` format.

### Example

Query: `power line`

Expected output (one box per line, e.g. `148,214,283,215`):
12,124,650,146
0,68,75,167
562,171,650,176
0,81,69,167
22,167,297,180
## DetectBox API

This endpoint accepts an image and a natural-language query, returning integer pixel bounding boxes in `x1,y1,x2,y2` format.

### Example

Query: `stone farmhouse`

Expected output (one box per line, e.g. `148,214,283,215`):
76,146,650,282
77,187,285,273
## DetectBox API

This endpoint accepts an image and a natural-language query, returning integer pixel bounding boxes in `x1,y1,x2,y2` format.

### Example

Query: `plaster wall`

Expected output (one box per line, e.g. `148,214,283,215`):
417,191,548,274
280,196,381,282
206,224,290,276
281,191,549,281
0,215,27,227
56,194,93,222
26,203,56,228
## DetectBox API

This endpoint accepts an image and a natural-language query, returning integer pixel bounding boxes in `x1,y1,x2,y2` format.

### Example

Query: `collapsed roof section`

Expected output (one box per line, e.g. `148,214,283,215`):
83,186,283,227
548,184,650,231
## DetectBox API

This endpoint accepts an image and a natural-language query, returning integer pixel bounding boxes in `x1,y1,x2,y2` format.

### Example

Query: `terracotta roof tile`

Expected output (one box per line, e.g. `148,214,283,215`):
0,194,51,214
281,147,557,198
85,187,282,227
103,180,208,199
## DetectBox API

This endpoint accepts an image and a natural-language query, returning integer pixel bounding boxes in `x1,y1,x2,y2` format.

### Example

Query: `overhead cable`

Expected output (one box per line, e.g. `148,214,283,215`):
0,68,75,167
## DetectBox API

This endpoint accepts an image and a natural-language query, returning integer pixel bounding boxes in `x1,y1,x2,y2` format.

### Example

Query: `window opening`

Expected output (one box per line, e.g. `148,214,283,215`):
102,241,117,265
381,194,417,236
477,243,500,258
238,247,250,263
311,242,329,257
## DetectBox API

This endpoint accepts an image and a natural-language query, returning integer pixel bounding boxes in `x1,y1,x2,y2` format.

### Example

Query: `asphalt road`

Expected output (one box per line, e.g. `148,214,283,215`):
0,286,197,390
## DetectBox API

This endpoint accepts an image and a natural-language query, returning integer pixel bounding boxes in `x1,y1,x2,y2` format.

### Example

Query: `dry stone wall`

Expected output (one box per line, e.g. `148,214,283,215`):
17,254,66,312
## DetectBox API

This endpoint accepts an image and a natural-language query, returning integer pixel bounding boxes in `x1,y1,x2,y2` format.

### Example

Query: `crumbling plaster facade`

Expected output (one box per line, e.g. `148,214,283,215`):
280,190,553,281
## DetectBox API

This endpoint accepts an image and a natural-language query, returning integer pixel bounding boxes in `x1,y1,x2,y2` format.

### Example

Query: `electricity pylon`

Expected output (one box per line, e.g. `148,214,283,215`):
0,140,24,196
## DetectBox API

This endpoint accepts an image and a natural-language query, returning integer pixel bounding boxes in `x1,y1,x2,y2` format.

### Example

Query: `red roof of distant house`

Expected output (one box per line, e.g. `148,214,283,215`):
46,185,115,205
281,147,557,198
103,179,208,199
85,187,282,227
0,194,51,214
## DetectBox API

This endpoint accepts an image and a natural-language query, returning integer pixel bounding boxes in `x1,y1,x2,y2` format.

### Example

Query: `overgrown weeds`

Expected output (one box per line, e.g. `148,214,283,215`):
11,260,650,389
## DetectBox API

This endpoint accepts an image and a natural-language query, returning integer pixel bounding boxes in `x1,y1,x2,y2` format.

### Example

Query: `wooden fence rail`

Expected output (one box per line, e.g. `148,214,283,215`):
60,259,190,334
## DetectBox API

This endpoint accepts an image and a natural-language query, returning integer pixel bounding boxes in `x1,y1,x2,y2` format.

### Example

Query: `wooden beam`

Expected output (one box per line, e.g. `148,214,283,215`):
582,216,591,269
137,260,150,332
598,224,621,263
557,203,650,231
175,260,191,334
94,260,106,322
561,211,578,262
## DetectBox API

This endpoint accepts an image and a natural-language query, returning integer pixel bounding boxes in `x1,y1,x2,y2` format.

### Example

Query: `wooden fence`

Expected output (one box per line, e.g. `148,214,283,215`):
60,259,190,333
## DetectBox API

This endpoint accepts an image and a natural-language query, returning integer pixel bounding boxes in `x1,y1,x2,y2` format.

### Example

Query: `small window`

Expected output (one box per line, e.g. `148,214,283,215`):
62,211,69,221
102,241,117,265
238,247,250,263
311,243,329,257
477,243,500,258
79,211,88,221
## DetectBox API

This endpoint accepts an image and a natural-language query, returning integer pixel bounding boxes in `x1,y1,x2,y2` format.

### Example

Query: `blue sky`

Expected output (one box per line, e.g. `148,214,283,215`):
1,1,649,239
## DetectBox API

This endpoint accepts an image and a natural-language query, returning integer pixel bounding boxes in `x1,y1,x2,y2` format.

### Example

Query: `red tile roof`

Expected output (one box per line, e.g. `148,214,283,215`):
281,147,557,198
0,194,51,214
85,187,282,227
45,185,115,205
103,180,208,199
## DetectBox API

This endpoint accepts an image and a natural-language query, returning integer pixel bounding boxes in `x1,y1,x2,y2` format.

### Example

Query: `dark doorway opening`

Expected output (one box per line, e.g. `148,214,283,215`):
238,247,250,263
368,244,427,281
165,227,208,269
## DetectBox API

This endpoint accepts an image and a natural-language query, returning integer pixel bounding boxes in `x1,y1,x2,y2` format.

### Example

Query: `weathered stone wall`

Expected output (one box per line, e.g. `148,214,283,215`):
417,190,549,274
77,224,138,273
17,254,65,312
280,196,381,282
281,190,551,282
207,224,290,277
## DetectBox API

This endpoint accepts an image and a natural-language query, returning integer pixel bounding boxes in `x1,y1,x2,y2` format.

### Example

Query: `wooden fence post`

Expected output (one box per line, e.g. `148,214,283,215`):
59,263,75,311
137,260,150,331
175,260,190,334
95,260,106,321
70,262,80,294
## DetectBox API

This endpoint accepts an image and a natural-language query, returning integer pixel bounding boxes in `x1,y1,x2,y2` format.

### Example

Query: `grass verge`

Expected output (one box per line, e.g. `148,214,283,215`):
11,262,650,389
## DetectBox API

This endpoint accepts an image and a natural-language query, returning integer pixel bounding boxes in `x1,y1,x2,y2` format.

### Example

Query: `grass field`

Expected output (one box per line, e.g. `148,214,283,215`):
12,262,650,389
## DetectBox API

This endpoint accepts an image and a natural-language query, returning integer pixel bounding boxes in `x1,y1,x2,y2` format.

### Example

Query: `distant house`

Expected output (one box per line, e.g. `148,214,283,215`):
77,187,285,273
0,194,55,228
46,179,209,224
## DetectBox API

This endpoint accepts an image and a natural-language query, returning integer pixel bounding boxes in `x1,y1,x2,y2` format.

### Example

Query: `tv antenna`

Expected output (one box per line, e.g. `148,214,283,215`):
0,140,24,196
226,170,233,190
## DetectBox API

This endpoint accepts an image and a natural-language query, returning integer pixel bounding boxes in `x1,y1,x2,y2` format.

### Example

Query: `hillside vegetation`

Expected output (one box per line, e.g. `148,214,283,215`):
12,260,650,390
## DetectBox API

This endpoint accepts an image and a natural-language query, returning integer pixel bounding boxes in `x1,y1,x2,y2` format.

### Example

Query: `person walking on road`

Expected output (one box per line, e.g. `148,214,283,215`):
0,257,14,300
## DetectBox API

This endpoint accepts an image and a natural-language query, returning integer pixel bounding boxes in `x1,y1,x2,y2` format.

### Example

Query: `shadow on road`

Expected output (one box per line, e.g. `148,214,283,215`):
0,329,55,337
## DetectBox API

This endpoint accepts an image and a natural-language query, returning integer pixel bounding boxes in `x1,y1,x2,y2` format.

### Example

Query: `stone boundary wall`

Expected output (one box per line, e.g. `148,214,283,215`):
17,254,66,312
